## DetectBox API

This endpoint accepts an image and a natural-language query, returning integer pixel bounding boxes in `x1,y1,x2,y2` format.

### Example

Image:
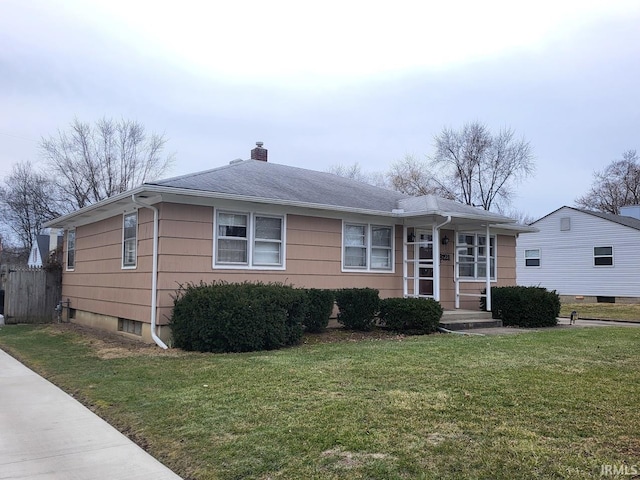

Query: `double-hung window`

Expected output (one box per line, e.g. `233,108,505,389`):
66,229,76,271
123,212,137,268
343,223,393,271
254,216,283,266
456,233,495,280
525,249,541,267
593,246,613,266
215,211,284,268
217,212,249,264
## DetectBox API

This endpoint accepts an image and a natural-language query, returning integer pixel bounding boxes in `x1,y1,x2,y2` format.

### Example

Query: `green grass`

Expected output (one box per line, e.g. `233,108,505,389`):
561,303,640,321
1,325,639,479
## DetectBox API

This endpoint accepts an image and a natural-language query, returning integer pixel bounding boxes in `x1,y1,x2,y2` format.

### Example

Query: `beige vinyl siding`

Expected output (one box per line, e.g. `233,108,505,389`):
155,209,405,322
62,201,520,327
62,210,153,324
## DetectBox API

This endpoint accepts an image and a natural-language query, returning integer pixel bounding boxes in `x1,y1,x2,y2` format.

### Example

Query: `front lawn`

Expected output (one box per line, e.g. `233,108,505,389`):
561,302,640,322
0,325,638,479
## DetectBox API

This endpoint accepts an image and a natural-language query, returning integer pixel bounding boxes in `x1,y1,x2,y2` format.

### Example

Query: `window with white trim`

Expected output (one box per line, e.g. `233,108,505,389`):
456,233,495,280
525,249,540,267
343,223,393,271
66,229,76,270
215,211,284,268
253,216,283,265
593,246,613,266
217,212,248,264
123,212,137,268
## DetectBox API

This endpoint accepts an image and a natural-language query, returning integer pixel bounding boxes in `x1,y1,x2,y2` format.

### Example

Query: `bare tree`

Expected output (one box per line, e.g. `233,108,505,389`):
386,154,449,197
575,150,640,214
328,162,387,187
431,122,534,210
40,117,174,211
497,207,536,225
0,161,63,251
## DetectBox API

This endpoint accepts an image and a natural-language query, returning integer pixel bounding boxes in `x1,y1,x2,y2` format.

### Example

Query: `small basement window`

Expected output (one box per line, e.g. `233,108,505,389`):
596,296,615,303
118,318,142,336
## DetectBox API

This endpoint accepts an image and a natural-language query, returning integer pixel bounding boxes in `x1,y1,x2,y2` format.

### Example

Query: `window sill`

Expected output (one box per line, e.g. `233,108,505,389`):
341,267,396,274
213,263,286,271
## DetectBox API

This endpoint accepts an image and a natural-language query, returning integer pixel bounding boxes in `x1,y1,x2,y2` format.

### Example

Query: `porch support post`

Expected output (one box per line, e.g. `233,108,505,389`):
485,223,492,311
402,225,408,297
432,224,440,301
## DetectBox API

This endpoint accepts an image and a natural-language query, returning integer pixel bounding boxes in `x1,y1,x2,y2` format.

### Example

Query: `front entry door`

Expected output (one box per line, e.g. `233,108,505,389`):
416,230,434,297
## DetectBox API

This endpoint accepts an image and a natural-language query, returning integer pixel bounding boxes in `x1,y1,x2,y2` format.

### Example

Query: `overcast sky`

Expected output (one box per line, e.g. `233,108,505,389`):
1,0,639,220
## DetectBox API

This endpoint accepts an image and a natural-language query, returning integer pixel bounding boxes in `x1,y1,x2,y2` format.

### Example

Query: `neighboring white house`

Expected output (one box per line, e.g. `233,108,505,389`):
517,205,640,302
28,230,63,268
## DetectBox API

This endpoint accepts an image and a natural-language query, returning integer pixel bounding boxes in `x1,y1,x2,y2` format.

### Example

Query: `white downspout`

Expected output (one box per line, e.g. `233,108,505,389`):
485,223,492,312
434,216,452,303
402,225,408,297
132,194,168,349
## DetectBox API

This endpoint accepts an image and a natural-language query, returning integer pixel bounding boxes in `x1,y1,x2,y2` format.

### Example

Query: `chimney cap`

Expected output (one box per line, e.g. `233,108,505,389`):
255,141,264,148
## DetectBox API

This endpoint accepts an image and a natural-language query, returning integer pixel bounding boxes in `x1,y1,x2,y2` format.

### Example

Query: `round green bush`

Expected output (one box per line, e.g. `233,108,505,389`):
170,281,307,353
379,297,443,334
487,286,560,328
303,289,335,333
334,288,380,331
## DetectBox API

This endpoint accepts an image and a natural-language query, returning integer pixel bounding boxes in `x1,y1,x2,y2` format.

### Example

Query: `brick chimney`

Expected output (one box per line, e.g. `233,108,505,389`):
250,142,267,162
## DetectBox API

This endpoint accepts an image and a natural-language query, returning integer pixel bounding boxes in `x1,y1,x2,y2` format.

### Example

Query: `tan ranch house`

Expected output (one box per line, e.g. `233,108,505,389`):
45,144,532,347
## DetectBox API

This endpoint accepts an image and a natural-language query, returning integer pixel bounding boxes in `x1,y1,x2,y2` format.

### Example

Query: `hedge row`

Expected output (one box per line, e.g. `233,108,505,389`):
171,283,445,352
482,286,560,328
170,281,308,353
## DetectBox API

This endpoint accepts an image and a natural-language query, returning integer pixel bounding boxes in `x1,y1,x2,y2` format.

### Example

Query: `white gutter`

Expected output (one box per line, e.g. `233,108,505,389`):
131,194,168,349
485,223,492,312
433,216,452,302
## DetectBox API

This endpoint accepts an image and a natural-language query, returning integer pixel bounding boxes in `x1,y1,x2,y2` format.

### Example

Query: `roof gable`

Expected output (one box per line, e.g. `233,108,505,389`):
533,206,640,232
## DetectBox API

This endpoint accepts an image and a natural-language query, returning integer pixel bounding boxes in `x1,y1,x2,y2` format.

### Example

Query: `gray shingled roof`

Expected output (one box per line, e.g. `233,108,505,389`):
575,207,640,231
46,159,524,229
149,160,406,213
398,195,512,221
149,160,515,222
35,235,49,260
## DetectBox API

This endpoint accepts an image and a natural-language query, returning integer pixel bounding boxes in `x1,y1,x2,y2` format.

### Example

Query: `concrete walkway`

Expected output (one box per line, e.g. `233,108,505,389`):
0,348,182,480
455,317,640,335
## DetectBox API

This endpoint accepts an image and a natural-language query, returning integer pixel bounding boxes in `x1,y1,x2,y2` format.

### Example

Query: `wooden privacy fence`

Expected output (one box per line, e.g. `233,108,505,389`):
1,266,62,324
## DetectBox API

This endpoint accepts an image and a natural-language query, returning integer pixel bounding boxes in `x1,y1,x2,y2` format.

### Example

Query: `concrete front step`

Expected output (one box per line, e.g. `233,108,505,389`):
441,310,493,321
439,317,503,331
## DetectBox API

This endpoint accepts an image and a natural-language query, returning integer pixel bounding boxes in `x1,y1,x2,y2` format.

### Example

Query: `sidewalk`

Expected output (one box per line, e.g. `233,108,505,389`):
0,348,182,480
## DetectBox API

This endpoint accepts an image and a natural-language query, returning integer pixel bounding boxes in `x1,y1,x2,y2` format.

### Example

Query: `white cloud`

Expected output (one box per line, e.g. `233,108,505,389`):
66,0,640,84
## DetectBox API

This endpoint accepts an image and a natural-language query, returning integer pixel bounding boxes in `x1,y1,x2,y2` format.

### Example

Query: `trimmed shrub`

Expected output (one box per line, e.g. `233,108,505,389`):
379,297,443,334
334,288,380,331
303,289,335,333
170,281,307,353
484,286,560,328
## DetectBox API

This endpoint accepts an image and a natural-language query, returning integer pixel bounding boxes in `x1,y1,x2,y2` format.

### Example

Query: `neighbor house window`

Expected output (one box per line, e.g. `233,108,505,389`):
456,233,496,280
593,246,613,266
66,229,76,270
525,249,541,267
343,223,393,271
215,211,285,268
123,212,137,268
